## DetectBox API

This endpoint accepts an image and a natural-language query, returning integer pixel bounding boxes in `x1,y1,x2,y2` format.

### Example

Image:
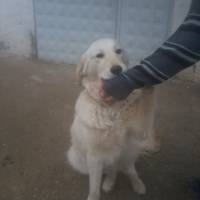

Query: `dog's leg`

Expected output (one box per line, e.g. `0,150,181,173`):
144,128,161,153
138,87,160,153
87,156,103,200
125,164,146,195
102,168,117,192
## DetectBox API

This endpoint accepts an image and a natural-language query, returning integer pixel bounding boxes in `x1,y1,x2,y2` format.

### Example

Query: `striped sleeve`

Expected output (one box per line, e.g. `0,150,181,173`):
103,0,200,101
124,0,200,86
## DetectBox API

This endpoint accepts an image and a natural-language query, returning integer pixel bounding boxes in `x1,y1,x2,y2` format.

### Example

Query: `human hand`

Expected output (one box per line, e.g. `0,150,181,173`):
99,75,134,102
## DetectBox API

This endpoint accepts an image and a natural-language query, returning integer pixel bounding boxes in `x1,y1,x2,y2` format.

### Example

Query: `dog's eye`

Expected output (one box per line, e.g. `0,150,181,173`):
115,49,122,54
96,53,104,58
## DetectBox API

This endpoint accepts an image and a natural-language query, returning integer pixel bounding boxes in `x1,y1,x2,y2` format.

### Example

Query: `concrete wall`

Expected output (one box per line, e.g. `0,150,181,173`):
0,0,198,81
0,0,35,58
0,0,192,60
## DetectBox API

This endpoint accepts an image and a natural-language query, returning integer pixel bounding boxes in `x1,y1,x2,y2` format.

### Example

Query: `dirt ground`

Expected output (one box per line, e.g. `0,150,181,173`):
0,57,200,200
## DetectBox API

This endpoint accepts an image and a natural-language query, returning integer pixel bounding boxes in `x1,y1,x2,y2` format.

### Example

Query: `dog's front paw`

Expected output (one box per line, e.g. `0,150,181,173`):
133,179,146,195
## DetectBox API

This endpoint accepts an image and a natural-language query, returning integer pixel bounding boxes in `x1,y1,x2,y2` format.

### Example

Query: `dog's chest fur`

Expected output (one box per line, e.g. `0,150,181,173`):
73,88,153,158
75,89,142,131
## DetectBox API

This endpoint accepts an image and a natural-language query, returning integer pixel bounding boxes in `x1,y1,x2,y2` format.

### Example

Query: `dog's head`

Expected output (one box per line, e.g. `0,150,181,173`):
77,38,128,86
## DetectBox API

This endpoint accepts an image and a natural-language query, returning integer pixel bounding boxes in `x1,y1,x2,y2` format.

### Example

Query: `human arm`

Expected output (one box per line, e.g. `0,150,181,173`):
101,0,200,101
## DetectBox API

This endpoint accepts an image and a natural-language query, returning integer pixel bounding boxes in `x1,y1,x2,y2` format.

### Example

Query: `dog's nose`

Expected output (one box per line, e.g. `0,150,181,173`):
110,65,122,75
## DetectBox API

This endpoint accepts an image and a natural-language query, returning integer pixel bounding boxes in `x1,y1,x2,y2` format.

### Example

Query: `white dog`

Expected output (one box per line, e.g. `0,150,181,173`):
67,39,159,200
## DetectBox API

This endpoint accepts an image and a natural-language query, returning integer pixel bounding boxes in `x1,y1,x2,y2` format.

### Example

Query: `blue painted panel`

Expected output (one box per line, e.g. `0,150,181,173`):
34,0,172,64
34,0,117,63
119,0,172,64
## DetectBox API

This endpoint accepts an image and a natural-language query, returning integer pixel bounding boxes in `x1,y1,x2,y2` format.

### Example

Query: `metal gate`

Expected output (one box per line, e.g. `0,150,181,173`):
34,0,173,64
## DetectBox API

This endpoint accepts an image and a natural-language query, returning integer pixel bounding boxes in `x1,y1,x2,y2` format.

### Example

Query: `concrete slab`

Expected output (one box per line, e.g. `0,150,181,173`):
0,57,200,200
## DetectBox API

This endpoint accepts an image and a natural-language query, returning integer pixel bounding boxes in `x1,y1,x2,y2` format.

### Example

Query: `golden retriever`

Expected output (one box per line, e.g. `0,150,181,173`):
67,38,159,200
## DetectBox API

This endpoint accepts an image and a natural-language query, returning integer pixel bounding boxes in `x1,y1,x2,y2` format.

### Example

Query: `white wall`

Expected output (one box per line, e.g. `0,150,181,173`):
0,0,35,58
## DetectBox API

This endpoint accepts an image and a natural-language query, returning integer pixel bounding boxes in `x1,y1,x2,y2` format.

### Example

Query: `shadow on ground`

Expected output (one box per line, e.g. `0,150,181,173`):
0,57,200,200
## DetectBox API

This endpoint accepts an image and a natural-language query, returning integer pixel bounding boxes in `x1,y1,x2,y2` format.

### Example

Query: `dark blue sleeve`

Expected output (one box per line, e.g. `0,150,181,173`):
104,0,200,100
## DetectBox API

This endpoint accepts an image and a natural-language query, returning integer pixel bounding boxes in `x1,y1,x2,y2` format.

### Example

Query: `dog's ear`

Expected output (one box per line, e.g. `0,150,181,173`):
76,54,88,84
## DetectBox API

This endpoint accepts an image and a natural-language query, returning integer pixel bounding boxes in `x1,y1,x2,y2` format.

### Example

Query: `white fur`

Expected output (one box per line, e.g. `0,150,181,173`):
67,38,160,200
